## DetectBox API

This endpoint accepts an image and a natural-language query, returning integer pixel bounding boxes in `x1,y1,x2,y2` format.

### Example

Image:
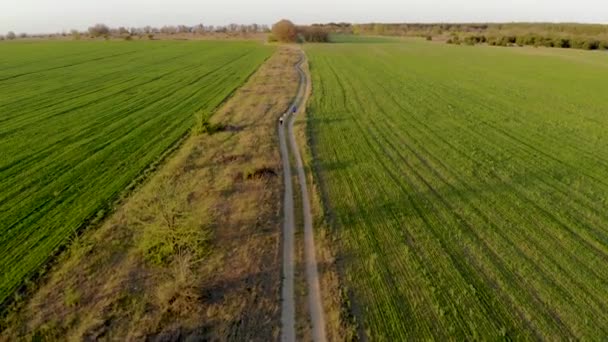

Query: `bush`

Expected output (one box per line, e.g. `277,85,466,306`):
298,26,330,42
583,39,600,50
88,23,110,37
147,33,154,40
267,34,278,43
600,41,608,50
133,179,209,265
194,111,224,134
555,37,571,48
272,19,297,42
124,35,133,41
569,38,585,49
426,35,432,41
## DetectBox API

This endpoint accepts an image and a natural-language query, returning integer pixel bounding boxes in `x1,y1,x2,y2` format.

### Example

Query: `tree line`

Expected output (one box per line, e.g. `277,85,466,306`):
347,23,608,51
1,23,271,41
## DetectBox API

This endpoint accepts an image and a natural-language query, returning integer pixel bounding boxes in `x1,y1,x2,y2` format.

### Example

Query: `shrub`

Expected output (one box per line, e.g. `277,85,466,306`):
569,38,585,49
298,26,330,42
124,35,133,41
583,39,600,50
267,34,278,43
194,111,224,134
600,41,608,50
555,37,571,48
272,19,297,42
463,36,476,45
147,33,154,40
133,179,209,265
426,35,432,41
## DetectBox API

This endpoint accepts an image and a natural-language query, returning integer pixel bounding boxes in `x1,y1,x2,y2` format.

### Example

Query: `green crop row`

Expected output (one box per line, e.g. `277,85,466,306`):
305,40,608,339
0,40,273,306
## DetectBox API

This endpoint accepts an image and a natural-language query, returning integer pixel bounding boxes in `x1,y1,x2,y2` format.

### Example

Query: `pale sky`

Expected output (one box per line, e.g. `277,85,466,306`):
2,0,607,34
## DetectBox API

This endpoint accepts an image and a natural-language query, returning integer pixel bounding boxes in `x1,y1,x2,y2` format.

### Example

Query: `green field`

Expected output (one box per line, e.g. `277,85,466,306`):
306,39,608,339
0,40,272,305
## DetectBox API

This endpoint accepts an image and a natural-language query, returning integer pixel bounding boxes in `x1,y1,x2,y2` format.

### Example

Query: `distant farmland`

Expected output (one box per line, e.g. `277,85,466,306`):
306,39,608,339
0,40,273,305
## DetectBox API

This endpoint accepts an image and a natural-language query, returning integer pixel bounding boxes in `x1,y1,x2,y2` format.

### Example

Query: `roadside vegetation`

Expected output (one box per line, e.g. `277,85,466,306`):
0,40,272,309
1,46,299,340
305,39,608,339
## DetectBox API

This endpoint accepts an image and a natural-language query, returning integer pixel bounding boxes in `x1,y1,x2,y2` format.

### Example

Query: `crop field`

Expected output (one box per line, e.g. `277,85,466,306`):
0,40,273,305
306,39,608,339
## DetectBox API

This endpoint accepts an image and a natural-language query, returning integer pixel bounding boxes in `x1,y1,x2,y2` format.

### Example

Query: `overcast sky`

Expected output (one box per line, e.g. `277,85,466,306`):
2,0,607,34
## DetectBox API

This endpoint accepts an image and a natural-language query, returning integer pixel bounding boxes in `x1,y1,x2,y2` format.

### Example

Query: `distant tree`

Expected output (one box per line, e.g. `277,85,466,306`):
6,31,16,40
18,32,28,39
272,19,297,42
177,25,190,34
88,24,110,37
0,35,4,40
228,23,239,32
193,24,205,35
118,27,129,35
70,29,81,40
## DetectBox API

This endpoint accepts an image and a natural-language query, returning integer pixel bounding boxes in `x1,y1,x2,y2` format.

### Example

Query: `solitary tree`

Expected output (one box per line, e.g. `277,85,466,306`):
272,19,297,42
6,31,16,40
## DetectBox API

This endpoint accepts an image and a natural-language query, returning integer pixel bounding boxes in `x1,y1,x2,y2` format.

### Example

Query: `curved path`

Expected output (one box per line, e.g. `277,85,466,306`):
279,50,327,342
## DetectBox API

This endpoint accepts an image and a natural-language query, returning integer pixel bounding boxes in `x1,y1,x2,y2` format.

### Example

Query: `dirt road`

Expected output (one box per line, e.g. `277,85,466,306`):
279,51,327,342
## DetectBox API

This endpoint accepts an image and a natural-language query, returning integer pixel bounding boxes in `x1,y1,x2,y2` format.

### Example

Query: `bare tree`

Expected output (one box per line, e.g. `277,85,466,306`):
272,20,297,42
88,24,110,37
6,31,16,40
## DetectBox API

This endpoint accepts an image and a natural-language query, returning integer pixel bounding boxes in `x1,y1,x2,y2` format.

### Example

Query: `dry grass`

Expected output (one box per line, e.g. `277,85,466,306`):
0,46,299,341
